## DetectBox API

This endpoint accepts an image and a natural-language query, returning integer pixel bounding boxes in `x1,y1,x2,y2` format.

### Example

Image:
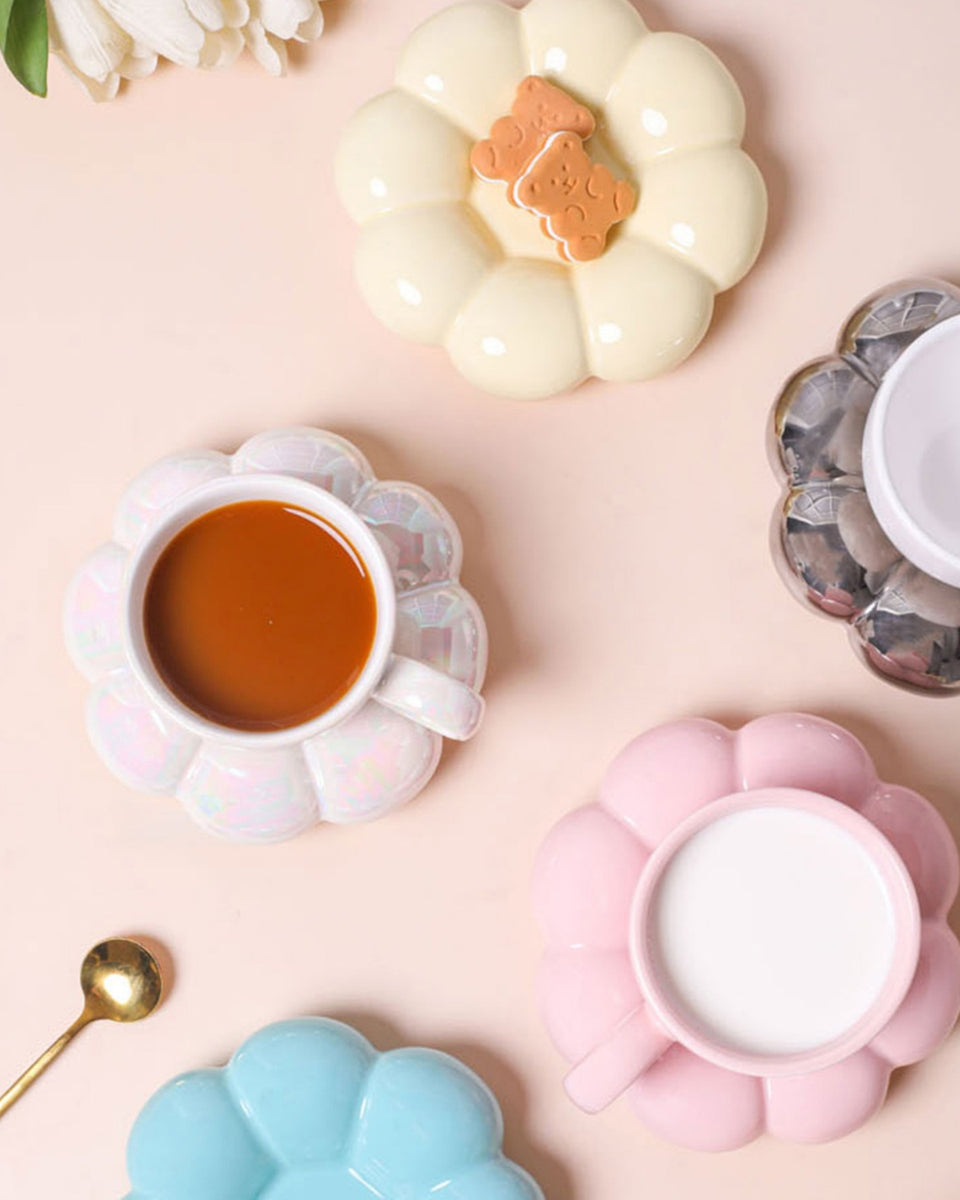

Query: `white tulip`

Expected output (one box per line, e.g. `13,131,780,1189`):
47,0,324,98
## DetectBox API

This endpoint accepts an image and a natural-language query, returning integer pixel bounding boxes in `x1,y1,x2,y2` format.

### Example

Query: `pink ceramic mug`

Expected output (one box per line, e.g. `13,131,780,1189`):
565,787,921,1113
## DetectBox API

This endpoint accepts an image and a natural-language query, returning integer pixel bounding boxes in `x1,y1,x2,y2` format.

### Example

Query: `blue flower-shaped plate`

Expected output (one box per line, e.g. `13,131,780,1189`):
122,1018,543,1200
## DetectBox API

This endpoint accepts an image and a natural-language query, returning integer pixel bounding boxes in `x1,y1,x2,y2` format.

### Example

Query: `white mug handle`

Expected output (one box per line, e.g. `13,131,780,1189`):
564,1008,672,1113
373,655,484,741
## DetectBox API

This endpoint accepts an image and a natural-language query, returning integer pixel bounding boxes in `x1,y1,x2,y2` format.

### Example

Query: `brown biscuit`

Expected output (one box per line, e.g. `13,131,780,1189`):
471,75,595,194
513,131,637,262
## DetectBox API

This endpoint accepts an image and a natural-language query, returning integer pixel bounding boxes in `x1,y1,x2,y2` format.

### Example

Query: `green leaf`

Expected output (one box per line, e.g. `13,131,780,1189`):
0,0,48,97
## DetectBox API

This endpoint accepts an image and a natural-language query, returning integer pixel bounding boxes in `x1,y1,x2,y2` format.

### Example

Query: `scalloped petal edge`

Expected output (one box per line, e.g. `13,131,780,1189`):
769,279,960,691
123,1018,543,1200
67,427,488,841
535,714,960,1148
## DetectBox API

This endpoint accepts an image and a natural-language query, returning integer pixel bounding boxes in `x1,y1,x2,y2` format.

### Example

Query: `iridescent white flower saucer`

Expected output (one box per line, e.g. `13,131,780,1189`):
64,427,488,842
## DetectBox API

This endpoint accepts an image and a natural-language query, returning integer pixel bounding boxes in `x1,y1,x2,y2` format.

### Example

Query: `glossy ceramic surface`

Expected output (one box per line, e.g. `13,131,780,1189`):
771,278,960,691
121,1018,543,1200
533,713,960,1150
629,788,920,1073
335,0,767,400
64,427,488,841
862,314,960,589
9,0,960,1193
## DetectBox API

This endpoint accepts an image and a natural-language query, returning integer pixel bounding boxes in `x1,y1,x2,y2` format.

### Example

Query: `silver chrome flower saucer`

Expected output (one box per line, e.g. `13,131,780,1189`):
771,278,960,692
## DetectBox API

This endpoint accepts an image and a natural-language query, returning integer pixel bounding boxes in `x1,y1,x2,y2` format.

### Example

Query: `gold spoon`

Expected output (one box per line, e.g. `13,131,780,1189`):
0,938,163,1119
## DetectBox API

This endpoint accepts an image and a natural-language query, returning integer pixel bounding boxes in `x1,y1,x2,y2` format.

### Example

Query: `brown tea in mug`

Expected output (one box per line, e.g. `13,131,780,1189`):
143,500,378,732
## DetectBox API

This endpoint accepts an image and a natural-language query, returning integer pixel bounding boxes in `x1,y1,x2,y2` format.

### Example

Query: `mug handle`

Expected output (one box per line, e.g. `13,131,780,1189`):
373,655,485,742
564,1008,672,1113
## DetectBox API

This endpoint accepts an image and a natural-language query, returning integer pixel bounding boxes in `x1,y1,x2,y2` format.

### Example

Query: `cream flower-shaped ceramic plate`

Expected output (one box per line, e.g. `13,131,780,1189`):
335,0,767,400
64,427,487,843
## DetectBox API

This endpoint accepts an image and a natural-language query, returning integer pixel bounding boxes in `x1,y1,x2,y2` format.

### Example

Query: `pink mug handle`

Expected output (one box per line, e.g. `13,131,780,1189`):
565,1008,673,1113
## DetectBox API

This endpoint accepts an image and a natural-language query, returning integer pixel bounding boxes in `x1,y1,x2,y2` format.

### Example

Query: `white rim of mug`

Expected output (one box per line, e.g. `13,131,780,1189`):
629,787,921,1079
862,313,960,589
121,473,396,749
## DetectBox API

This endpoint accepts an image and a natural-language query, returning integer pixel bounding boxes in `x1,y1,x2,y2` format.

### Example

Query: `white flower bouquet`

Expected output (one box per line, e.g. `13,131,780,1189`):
1,0,324,98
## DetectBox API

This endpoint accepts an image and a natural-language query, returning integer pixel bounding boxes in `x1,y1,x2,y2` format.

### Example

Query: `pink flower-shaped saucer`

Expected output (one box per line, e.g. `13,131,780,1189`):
533,713,960,1150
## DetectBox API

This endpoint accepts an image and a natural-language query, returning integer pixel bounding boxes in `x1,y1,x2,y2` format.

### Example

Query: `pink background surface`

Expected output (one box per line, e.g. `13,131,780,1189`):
1,0,959,1195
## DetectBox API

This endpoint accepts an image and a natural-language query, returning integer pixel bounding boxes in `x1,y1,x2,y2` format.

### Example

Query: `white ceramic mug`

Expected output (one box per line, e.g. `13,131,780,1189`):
122,473,484,747
863,313,960,588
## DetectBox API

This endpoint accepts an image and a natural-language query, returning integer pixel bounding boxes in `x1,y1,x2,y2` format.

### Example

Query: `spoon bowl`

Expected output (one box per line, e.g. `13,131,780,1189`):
0,937,165,1119
81,939,164,1024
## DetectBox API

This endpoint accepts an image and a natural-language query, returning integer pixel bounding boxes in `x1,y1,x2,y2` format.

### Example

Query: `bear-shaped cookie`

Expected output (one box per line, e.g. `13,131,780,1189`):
513,131,637,262
471,75,595,202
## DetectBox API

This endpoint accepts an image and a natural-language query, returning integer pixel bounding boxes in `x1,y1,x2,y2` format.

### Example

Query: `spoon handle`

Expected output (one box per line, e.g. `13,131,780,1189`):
0,1013,91,1119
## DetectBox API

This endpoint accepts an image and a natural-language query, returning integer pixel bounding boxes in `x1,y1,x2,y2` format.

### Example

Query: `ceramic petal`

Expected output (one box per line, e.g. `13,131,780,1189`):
840,279,960,385
356,203,499,345
853,561,960,690
779,482,897,617
232,427,373,505
521,0,645,108
87,672,198,794
605,32,745,165
353,1049,502,1193
113,451,229,549
735,713,878,809
764,1049,890,1143
394,1,526,139
127,1071,275,1200
446,259,587,399
442,1159,543,1200
303,702,441,824
335,90,473,223
229,1020,375,1164
774,357,876,487
870,923,960,1066
626,145,766,291
860,785,959,919
355,482,462,591
537,950,640,1063
533,805,648,950
599,718,737,847
63,542,127,682
123,1020,541,1199
576,237,714,381
628,1044,764,1152
394,585,487,689
177,742,319,842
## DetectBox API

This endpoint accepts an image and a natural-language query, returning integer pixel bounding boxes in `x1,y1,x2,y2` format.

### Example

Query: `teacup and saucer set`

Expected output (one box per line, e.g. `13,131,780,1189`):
773,278,960,691
534,714,960,1149
64,426,488,842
